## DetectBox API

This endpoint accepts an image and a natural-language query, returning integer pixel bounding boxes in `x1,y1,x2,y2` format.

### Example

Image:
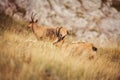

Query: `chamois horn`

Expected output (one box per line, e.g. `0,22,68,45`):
56,27,62,37
31,12,37,22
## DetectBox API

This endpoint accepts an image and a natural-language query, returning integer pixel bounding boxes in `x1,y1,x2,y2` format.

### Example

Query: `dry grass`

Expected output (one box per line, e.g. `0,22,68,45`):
0,13,120,80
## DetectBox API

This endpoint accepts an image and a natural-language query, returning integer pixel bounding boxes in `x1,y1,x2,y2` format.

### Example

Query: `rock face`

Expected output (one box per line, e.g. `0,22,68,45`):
0,0,120,46
81,0,102,11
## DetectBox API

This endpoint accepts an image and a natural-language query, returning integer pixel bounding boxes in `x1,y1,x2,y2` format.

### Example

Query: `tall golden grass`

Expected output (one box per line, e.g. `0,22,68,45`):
0,13,120,80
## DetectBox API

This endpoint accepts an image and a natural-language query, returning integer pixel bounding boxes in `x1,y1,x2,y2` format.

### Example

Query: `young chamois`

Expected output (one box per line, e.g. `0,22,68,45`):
53,26,68,46
63,42,97,59
27,13,68,45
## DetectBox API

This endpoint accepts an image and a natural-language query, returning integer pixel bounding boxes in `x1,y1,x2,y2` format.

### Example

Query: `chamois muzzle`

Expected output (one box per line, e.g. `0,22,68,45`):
92,46,97,51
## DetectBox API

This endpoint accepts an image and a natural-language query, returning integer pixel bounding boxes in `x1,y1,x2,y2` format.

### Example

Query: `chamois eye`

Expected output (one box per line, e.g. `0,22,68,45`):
29,21,33,23
35,20,38,23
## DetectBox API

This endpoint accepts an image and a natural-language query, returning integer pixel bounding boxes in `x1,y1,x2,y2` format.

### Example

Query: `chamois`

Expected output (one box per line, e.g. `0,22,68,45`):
27,13,68,45
63,42,97,59
53,26,68,45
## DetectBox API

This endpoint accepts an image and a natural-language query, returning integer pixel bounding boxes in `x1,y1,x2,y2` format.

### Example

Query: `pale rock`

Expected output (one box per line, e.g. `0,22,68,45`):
81,0,101,11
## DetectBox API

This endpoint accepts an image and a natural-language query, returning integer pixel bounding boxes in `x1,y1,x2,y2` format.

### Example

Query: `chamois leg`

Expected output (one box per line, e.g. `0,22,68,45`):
53,35,62,45
36,35,42,41
53,38,61,45
53,34,65,45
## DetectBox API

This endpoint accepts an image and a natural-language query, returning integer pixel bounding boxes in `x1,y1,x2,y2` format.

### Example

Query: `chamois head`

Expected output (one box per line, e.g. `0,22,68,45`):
53,27,68,46
27,13,38,29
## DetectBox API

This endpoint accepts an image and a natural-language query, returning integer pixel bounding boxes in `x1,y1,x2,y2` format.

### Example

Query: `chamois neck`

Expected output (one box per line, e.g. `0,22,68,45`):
32,23,38,33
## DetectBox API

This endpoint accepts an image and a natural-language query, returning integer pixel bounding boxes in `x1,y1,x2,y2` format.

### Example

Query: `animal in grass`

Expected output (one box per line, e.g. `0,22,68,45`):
27,13,68,45
64,42,97,60
53,26,68,46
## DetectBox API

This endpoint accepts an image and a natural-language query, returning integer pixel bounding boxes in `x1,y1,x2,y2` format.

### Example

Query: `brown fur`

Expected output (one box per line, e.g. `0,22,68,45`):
63,42,97,59
28,22,57,41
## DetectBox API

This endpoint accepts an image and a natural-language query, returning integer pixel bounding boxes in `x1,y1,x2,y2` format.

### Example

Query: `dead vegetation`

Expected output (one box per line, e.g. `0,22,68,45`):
0,13,120,80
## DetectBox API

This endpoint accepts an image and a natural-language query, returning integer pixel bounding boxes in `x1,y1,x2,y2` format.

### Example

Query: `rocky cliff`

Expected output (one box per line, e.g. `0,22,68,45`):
0,0,120,46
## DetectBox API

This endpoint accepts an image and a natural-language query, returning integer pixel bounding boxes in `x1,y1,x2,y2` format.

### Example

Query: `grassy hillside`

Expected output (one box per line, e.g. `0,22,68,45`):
0,13,120,80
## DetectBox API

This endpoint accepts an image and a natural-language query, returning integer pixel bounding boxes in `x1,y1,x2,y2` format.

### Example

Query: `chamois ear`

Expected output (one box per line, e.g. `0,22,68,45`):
35,19,38,23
